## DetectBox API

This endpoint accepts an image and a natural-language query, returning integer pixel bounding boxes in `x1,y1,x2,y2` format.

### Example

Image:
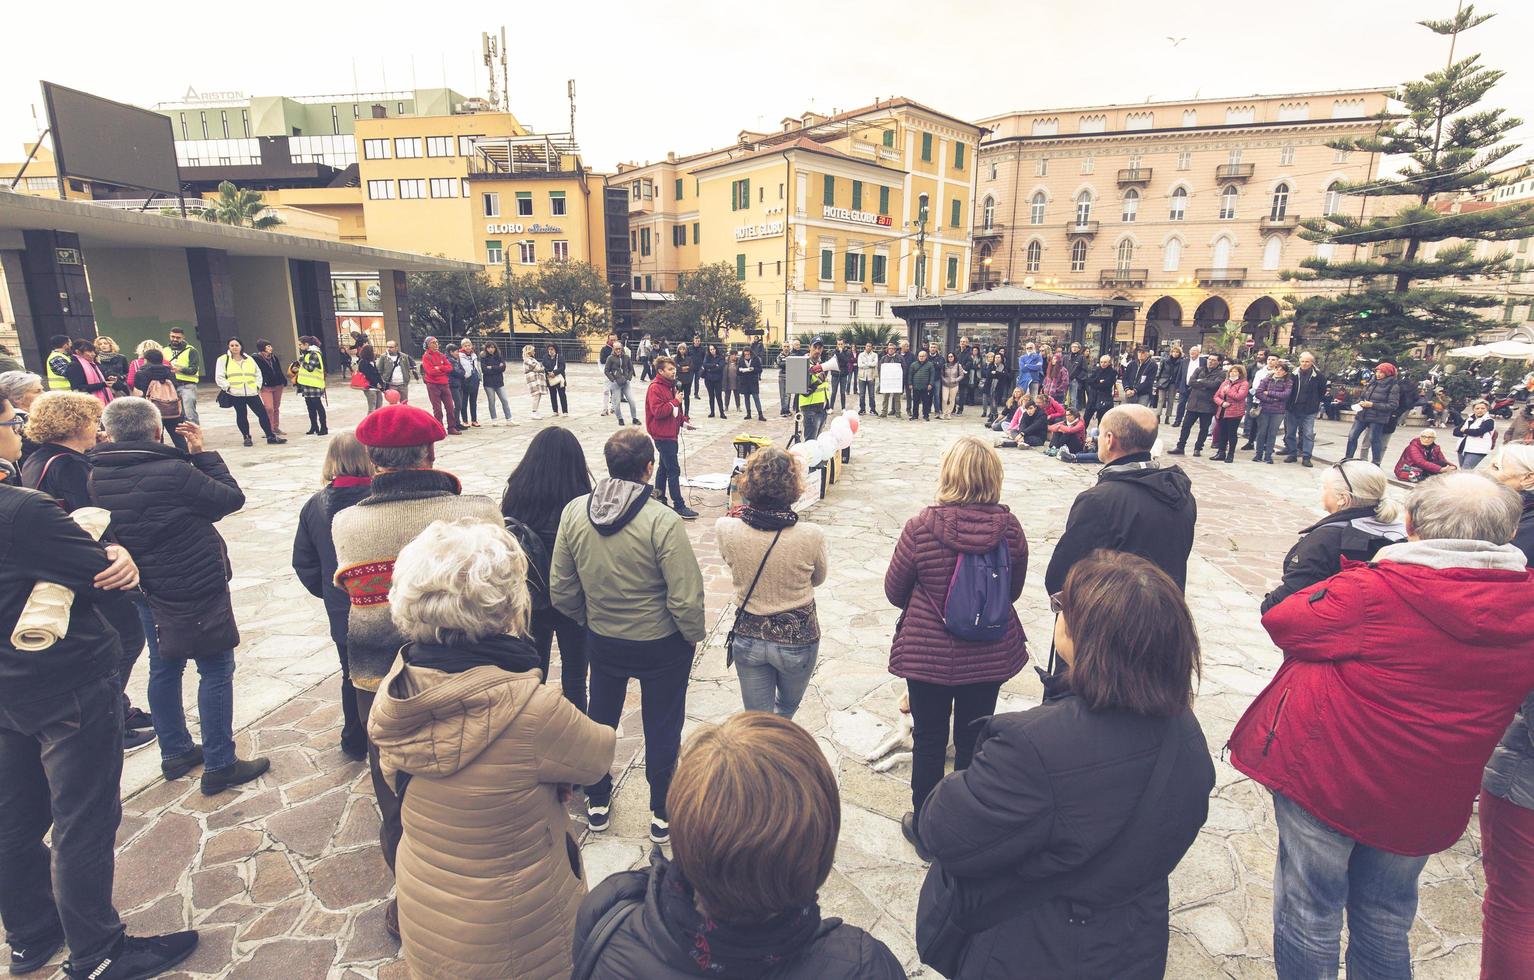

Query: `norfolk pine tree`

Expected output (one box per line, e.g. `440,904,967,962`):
1285,4,1534,362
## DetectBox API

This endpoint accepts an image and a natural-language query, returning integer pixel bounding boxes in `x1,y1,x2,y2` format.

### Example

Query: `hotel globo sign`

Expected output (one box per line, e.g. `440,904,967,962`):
735,221,785,241
486,223,563,234
822,205,893,227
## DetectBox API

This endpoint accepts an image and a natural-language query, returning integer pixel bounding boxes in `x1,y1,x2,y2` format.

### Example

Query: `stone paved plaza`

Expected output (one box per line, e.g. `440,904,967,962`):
14,365,1487,978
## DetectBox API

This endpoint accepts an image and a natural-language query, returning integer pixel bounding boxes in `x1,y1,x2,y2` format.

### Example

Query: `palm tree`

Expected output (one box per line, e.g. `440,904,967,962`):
840,323,900,347
197,181,281,229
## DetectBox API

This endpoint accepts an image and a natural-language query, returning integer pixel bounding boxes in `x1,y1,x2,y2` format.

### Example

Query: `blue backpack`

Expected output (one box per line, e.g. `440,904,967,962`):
942,540,1012,642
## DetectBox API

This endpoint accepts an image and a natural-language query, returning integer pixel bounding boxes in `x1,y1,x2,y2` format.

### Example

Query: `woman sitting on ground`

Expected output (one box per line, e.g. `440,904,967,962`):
998,399,1048,449
1394,428,1455,483
989,386,1027,432
1045,408,1086,455
716,448,828,718
368,518,616,980
915,551,1215,979
572,713,904,979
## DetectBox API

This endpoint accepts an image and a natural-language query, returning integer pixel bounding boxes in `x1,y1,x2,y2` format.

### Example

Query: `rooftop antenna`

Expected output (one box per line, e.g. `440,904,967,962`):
482,31,500,109
500,26,509,111
568,79,576,142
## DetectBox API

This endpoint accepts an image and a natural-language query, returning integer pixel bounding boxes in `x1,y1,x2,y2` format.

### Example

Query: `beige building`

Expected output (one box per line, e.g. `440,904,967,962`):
1425,158,1534,342
973,88,1392,351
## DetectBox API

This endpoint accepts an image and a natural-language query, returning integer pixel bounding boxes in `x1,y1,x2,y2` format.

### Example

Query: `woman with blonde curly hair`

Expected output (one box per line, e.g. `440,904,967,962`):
715,447,827,717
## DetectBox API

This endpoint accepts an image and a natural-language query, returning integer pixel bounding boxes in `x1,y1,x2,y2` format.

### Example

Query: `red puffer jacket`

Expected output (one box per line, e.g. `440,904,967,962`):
645,375,686,441
1393,437,1452,481
421,349,454,385
1214,378,1249,419
885,503,1028,686
1228,548,1534,855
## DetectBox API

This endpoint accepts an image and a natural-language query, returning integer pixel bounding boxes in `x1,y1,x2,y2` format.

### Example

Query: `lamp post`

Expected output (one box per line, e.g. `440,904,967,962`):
981,255,994,290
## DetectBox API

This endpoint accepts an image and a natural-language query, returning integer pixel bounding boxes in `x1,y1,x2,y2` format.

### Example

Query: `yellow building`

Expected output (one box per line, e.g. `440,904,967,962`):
972,88,1393,350
0,145,96,200
611,98,984,343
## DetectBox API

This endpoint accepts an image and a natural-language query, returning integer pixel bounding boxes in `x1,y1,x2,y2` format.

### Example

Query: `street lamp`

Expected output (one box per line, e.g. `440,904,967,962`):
982,255,994,290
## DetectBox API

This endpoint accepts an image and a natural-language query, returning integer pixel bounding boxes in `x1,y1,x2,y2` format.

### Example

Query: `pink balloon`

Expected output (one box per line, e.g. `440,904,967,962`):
384,389,401,404
847,415,859,434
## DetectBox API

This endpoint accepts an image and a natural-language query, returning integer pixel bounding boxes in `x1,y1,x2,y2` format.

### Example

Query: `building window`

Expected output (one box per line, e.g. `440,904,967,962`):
483,192,500,217
1036,157,1049,177
552,240,569,261
921,132,933,162
1323,182,1343,215
1031,192,1046,225
398,179,426,199
485,240,503,265
883,129,895,148
823,174,835,207
731,178,751,210
737,254,747,281
645,275,654,291
674,177,683,201
633,276,642,290
820,298,832,317
549,191,567,216
989,162,998,180
1228,148,1243,166
946,255,959,290
852,179,862,211
1115,239,1134,272
1219,185,1239,220
1070,239,1087,272
639,227,651,256
1081,156,1095,175
758,261,764,277
1177,150,1192,170
954,142,965,170
394,138,422,159
982,196,996,230
397,102,405,114
178,112,188,139
672,225,686,247
328,106,338,135
630,230,637,252
458,135,479,156
692,222,699,244
1262,236,1282,270
515,191,533,217
1169,186,1187,221
518,241,536,264
1182,109,1197,127
1126,112,1154,129
820,247,834,282
426,136,453,157
363,139,390,160
1225,105,1256,125
780,182,786,199
1212,236,1233,270
1280,143,1295,166
220,111,230,138
1121,188,1139,223
352,105,359,119
845,252,866,283
879,186,890,216
429,177,457,198
950,198,962,227
199,111,208,138
849,299,859,318
632,183,642,201
1270,182,1290,220
1025,240,1041,272
1075,191,1092,226
875,300,884,317
1032,118,1059,136
241,109,251,137
366,179,395,200
1163,237,1182,271
872,253,888,284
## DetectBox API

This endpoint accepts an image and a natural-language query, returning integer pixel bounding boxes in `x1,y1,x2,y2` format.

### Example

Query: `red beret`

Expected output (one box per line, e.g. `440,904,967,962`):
354,404,446,447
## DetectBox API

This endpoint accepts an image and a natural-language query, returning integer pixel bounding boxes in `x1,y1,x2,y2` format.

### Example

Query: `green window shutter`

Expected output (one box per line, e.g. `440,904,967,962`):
844,253,856,281
692,222,699,244
946,256,959,289
852,180,862,211
882,129,894,147
729,180,737,211
742,178,750,209
921,132,933,162
674,178,683,200
879,186,889,216
823,174,835,207
872,254,887,284
951,199,961,227
736,254,746,281
820,249,833,281
954,143,965,170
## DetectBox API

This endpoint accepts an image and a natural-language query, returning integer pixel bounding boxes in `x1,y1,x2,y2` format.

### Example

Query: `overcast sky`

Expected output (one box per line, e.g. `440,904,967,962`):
4,0,1531,174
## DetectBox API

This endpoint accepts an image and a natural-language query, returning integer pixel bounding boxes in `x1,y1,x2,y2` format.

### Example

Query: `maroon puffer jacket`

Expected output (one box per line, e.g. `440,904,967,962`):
884,503,1029,686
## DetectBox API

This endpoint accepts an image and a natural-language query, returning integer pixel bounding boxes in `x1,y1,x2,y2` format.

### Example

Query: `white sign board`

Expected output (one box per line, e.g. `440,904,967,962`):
879,362,905,394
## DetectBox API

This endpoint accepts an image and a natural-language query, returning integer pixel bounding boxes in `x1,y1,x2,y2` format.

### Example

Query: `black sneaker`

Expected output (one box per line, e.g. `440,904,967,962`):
1167,447,1185,456
122,728,157,751
9,925,63,975
901,811,933,862
242,436,253,447
64,931,198,980
1283,456,1298,464
586,802,610,833
123,707,154,731
199,756,270,796
649,814,670,845
266,435,287,444
674,505,699,520
160,744,204,780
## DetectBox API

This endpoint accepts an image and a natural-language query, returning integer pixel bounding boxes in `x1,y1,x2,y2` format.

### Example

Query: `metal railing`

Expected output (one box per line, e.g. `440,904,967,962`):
973,222,1006,237
1216,164,1256,180
1064,220,1100,235
1099,268,1148,284
1117,168,1153,184
1196,267,1247,282
1260,213,1301,231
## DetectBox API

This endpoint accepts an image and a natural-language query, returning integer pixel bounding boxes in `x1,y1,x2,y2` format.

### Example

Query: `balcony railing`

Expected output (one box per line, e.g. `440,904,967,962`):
1064,220,1100,235
1196,267,1247,284
1100,268,1148,285
1260,213,1300,232
1116,168,1153,186
1216,163,1255,181
973,222,1006,238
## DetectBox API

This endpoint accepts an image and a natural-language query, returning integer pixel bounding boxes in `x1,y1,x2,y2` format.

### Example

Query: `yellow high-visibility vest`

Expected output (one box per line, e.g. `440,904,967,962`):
221,355,258,392
45,354,70,390
170,346,199,384
296,351,326,390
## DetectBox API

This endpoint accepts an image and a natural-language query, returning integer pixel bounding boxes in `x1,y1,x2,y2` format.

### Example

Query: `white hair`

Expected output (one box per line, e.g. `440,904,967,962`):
0,371,42,405
1493,443,1534,484
389,519,530,645
1406,472,1522,544
1322,460,1401,524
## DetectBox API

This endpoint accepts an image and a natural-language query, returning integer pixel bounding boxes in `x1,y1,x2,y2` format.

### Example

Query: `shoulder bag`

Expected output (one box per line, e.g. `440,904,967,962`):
724,528,782,669
917,716,1184,977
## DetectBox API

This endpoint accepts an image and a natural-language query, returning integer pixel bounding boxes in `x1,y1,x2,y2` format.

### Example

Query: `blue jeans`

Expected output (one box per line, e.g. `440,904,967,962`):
1284,410,1317,459
1272,792,1427,980
1255,412,1283,460
654,438,683,509
608,379,637,423
1345,418,1389,465
147,647,236,771
176,383,199,424
1461,452,1486,470
484,384,512,419
733,636,817,718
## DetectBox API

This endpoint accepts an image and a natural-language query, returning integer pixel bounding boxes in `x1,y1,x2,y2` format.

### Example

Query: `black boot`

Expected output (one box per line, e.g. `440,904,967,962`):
200,756,271,795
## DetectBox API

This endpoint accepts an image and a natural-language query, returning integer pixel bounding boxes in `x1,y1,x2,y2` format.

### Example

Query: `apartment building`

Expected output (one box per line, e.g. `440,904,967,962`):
974,88,1392,349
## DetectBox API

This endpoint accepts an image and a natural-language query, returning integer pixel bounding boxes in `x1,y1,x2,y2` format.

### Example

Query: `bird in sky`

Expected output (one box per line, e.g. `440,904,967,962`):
1167,36,1188,46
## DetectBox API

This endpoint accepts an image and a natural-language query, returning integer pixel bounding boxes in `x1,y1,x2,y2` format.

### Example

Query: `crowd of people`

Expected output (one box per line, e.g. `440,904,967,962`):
1,324,1533,980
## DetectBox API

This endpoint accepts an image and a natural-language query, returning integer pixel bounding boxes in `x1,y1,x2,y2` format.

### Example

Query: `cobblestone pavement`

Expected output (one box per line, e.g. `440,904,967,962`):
13,367,1484,978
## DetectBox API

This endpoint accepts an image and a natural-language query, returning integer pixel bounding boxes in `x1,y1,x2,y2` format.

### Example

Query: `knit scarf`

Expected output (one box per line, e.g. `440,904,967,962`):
734,504,797,531
402,634,542,676
654,857,821,979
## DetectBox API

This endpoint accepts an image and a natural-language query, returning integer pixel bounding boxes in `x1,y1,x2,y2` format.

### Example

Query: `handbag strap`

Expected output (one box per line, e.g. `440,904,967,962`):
570,898,642,980
735,528,784,622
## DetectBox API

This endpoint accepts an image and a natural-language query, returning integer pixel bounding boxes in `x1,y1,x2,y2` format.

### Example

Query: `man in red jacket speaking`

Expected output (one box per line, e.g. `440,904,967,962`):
645,357,697,520
1228,471,1534,979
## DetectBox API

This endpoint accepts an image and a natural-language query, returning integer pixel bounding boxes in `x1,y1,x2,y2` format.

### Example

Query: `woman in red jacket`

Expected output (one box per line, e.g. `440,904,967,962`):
1211,364,1249,463
419,337,461,436
1393,428,1455,482
884,435,1028,860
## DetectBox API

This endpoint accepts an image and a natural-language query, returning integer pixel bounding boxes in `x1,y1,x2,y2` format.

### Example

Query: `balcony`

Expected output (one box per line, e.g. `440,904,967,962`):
1116,167,1153,186
1064,220,1100,236
1216,163,1255,182
1100,267,1148,286
973,222,1006,240
1196,267,1247,284
1260,213,1301,232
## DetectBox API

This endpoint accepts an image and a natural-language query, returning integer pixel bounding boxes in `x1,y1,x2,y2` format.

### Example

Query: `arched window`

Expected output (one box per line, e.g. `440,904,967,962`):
1323,181,1343,215
1212,236,1233,271
1030,191,1046,225
1169,186,1187,221
1121,188,1139,223
1025,240,1042,273
1070,238,1087,272
1163,237,1182,272
1116,239,1134,271
1075,190,1093,226
1270,182,1290,220
982,195,996,230
1219,185,1238,220
1262,236,1283,270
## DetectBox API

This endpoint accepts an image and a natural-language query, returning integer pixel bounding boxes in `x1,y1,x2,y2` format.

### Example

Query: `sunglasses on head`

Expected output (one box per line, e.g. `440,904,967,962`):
1331,461,1354,493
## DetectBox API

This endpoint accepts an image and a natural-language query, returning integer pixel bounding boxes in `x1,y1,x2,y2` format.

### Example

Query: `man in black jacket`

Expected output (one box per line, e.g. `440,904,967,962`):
1063,342,1088,410
1083,355,1120,432
1046,405,1197,595
1283,350,1326,466
1169,353,1224,456
1123,346,1159,407
0,395,201,980
688,334,706,399
1156,345,1185,423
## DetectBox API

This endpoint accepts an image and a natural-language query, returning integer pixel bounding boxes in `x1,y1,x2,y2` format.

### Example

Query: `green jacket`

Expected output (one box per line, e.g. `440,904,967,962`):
550,478,707,643
909,359,938,390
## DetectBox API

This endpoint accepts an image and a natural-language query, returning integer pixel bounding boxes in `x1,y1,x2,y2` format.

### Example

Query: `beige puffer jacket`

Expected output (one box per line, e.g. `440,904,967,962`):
369,656,616,980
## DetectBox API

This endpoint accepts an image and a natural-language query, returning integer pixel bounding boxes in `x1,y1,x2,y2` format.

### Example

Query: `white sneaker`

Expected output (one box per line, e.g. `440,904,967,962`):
531,411,542,419
649,814,669,845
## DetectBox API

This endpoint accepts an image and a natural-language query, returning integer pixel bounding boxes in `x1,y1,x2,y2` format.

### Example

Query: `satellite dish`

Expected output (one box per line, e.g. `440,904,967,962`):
1023,276,1036,288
